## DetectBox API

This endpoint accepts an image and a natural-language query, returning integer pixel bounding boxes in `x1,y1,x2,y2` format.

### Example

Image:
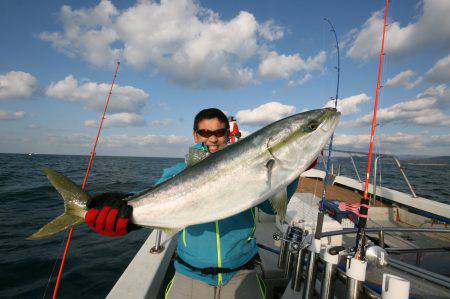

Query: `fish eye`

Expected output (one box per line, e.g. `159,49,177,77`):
307,120,319,131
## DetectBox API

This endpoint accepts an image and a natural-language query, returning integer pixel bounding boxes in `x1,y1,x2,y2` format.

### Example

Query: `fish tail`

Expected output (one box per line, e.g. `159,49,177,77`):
27,167,90,240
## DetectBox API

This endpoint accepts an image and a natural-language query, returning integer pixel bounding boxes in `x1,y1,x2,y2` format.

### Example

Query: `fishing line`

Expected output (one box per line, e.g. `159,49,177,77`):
51,61,121,299
43,229,69,299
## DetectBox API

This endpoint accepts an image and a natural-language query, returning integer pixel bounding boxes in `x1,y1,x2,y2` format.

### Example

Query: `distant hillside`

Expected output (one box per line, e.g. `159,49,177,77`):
404,156,450,165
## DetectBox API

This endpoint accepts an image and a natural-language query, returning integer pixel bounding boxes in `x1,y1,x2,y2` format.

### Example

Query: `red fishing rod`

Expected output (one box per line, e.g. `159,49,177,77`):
52,61,121,299
354,0,389,260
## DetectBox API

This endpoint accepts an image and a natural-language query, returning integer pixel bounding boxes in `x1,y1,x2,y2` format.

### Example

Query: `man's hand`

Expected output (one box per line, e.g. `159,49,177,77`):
85,192,140,237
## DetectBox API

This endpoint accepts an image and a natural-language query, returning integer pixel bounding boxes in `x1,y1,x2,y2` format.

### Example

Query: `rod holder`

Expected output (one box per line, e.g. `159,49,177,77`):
345,257,367,299
291,247,306,292
320,245,340,299
382,274,410,299
302,238,321,298
280,226,304,279
277,227,291,269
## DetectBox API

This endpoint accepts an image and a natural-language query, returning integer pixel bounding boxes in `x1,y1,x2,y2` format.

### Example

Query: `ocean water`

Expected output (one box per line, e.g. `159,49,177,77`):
0,153,182,298
0,153,449,298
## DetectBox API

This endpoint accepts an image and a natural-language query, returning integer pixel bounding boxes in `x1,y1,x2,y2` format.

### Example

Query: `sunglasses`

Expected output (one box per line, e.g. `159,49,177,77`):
196,128,229,138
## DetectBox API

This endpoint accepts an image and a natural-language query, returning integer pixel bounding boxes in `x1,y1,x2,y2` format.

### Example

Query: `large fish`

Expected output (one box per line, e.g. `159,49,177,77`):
28,108,340,240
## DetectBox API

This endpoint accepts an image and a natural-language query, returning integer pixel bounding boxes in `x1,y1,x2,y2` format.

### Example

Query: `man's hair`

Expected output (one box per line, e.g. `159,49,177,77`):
193,108,229,131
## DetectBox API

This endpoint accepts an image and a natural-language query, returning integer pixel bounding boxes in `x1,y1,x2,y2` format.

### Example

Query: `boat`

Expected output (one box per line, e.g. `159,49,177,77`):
106,150,450,298
103,0,450,297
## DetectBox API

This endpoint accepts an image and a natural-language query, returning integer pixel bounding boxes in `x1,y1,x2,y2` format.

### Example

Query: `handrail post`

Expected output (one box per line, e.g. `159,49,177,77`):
373,156,380,205
150,229,164,254
349,153,362,182
392,157,417,198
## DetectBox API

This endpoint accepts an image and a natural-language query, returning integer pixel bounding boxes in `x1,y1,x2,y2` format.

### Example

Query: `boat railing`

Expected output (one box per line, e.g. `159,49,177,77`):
271,225,450,298
323,148,418,200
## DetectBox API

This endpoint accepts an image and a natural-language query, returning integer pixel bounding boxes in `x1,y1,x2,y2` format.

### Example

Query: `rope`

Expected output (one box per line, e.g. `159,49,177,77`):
51,61,121,299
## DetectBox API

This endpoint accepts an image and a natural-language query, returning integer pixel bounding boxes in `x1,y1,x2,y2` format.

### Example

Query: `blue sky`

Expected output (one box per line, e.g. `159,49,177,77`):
1,0,449,157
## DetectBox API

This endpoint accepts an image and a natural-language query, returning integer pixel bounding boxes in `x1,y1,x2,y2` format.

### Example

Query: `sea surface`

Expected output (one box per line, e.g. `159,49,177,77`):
0,153,449,298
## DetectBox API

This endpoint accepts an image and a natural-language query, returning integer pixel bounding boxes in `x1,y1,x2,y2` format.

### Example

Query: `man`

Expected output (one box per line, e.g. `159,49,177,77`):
86,108,302,299
228,116,241,143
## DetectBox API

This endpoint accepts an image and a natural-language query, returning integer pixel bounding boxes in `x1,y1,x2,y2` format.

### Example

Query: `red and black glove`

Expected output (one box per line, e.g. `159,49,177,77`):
85,192,140,237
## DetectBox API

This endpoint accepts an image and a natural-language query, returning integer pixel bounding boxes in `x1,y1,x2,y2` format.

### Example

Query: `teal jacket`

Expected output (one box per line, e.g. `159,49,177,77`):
155,143,299,286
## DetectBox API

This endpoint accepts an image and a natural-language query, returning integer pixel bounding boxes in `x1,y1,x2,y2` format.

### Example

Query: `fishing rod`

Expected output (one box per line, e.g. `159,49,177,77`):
312,18,341,242
52,61,121,299
320,18,340,211
354,0,389,260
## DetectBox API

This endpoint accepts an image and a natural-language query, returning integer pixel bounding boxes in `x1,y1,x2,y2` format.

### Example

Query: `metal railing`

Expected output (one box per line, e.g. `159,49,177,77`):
323,148,418,200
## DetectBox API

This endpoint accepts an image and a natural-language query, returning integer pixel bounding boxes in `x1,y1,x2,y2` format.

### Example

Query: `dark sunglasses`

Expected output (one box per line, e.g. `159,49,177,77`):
196,128,229,138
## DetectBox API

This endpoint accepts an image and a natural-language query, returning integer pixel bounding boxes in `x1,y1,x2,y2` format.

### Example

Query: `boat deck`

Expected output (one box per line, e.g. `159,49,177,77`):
255,193,450,299
298,177,370,204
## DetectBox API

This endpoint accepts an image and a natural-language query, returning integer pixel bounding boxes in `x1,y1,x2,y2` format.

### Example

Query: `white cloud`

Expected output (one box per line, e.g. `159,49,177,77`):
353,89,450,126
239,129,251,138
46,75,149,113
40,0,265,88
258,51,326,79
42,131,191,157
0,109,25,120
417,84,449,100
287,73,312,87
102,134,191,148
258,20,285,41
347,0,450,61
0,71,38,100
236,101,296,126
45,132,93,147
385,70,420,89
38,1,121,67
334,134,369,148
40,1,326,88
334,132,426,150
430,134,450,146
324,93,371,115
85,112,146,128
151,119,175,126
424,54,450,83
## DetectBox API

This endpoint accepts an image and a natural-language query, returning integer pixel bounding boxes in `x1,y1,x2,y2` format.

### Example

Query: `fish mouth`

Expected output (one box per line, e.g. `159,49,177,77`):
319,108,340,132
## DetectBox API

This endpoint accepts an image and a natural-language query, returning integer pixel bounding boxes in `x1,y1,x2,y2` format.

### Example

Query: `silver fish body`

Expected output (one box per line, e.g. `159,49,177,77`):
130,108,340,229
28,108,339,240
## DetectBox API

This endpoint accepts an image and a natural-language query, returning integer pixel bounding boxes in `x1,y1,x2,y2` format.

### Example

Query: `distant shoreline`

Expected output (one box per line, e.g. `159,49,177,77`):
0,152,184,159
406,163,448,166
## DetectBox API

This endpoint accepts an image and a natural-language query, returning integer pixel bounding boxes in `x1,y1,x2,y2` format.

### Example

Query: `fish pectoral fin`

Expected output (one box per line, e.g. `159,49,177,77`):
266,158,275,187
270,189,288,221
27,213,84,240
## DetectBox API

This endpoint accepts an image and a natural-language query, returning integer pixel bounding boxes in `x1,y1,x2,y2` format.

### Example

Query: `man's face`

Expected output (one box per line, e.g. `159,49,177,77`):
194,118,228,153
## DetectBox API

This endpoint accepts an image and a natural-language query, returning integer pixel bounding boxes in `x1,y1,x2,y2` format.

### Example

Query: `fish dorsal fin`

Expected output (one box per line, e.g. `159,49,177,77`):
185,148,209,167
270,189,288,221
